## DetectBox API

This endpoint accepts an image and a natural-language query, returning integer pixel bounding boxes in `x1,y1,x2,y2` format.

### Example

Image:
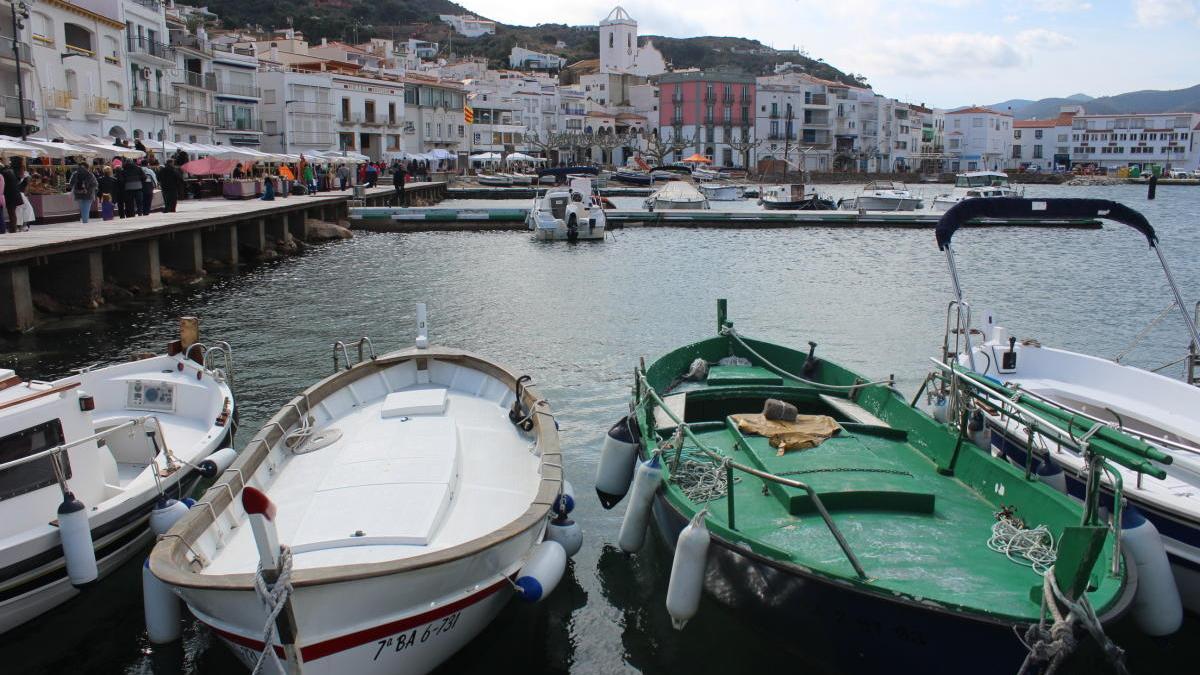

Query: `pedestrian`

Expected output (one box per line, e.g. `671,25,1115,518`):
140,161,158,216
303,162,316,194
232,162,244,179
157,159,183,213
68,161,98,223
0,160,17,233
6,157,28,231
98,164,117,206
336,163,349,191
365,162,378,188
392,161,407,206
121,162,143,218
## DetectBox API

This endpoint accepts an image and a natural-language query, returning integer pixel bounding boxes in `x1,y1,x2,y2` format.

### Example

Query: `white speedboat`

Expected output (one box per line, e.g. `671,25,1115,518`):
644,181,709,211
759,184,835,210
150,309,575,675
692,167,725,182
476,173,513,187
933,197,1199,624
839,181,922,211
526,177,607,241
698,183,743,201
0,322,235,634
930,171,1022,212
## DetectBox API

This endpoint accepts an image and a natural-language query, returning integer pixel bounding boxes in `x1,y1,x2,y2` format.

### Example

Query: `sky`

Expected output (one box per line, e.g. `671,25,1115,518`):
455,0,1200,109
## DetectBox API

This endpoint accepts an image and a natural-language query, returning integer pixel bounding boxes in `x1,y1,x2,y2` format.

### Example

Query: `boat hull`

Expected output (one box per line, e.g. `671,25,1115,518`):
988,421,1200,613
612,172,652,186
181,523,540,675
649,487,1134,675
762,198,835,210
842,196,923,211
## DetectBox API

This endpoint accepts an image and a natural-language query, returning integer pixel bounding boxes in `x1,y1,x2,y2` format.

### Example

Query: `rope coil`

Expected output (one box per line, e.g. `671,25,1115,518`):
987,512,1057,576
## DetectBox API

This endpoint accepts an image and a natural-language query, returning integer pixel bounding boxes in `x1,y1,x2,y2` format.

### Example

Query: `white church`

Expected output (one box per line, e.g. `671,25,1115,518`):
598,6,666,77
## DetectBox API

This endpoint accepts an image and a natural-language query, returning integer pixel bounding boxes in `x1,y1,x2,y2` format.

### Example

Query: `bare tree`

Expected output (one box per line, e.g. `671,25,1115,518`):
639,129,692,166
524,127,564,162
726,126,764,173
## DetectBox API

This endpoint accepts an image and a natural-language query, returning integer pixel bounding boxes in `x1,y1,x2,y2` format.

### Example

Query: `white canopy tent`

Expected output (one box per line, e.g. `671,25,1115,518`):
470,152,501,163
504,152,545,163
0,137,41,157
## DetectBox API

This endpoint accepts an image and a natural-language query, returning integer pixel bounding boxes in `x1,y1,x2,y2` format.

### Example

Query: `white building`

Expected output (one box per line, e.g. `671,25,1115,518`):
944,106,1013,172
123,0,175,142
257,66,335,157
1010,108,1078,172
755,73,834,171
166,6,216,144
509,46,565,71
1069,112,1200,173
330,71,404,161
438,14,495,38
29,0,131,139
209,36,262,147
597,6,666,77
402,74,465,156
0,0,35,138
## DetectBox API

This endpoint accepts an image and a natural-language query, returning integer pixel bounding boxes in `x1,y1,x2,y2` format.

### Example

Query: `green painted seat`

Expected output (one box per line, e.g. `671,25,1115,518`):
706,365,783,386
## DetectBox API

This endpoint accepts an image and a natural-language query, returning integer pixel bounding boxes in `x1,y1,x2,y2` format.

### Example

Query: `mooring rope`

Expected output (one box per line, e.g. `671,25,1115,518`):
251,546,294,675
1017,566,1130,675
671,458,736,503
987,513,1057,576
721,327,895,391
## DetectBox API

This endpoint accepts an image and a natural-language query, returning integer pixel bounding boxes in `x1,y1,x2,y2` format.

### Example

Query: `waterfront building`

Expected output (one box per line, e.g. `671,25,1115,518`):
28,0,131,139
123,0,175,143
402,73,465,156
509,46,565,72
165,4,216,143
1068,111,1200,172
943,106,1013,172
1010,107,1078,172
0,0,36,137
437,14,495,38
256,66,335,156
658,69,756,167
755,73,834,172
597,6,666,77
208,33,262,147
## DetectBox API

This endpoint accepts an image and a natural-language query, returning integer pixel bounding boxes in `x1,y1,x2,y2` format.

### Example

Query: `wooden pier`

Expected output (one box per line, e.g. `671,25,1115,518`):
0,182,445,331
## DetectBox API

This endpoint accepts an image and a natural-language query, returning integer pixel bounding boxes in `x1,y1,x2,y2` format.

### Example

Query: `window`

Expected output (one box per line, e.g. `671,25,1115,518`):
30,12,52,42
425,122,431,138
64,23,94,54
1012,145,1021,159
1033,145,1043,159
65,70,79,98
972,117,983,128
1034,130,1043,139
1014,130,1022,139
263,89,276,104
0,420,67,501
264,120,277,134
949,138,960,149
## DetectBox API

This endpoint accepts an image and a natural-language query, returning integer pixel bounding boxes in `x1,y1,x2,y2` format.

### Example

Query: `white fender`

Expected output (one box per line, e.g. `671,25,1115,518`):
198,447,238,478
554,479,576,515
149,498,191,536
515,540,567,603
57,492,98,587
1035,457,1067,494
143,558,181,643
1122,507,1182,636
970,426,991,452
666,510,710,630
931,397,949,424
595,416,639,509
618,454,663,554
546,513,583,558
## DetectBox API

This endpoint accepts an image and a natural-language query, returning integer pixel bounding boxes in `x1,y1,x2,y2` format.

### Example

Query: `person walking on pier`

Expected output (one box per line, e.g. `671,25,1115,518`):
120,163,143,218
69,162,98,223
336,163,350,191
365,162,378,187
157,159,183,213
140,161,158,216
392,162,407,206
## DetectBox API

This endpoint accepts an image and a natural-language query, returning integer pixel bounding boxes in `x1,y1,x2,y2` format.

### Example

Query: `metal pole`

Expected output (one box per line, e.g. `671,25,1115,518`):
11,2,28,140
943,244,977,371
1152,245,1200,360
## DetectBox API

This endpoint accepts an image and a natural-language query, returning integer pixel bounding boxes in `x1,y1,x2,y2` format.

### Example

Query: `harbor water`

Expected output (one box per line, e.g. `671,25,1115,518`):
1,183,1196,673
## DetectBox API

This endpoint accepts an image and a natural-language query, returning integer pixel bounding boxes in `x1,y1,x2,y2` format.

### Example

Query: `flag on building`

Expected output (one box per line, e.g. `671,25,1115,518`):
463,104,474,124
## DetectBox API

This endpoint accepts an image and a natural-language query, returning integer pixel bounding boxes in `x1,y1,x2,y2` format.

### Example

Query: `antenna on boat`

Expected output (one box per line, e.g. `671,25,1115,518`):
415,303,429,349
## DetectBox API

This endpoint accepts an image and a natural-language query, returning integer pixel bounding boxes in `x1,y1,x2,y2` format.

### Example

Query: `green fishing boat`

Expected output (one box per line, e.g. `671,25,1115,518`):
596,300,1141,675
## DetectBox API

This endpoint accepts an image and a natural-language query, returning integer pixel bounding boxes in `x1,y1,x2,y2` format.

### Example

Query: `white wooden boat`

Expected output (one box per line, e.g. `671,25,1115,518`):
698,183,743,201
150,314,571,674
526,177,607,241
0,321,234,634
644,181,709,211
931,172,1022,212
507,173,534,186
839,181,922,211
476,174,513,187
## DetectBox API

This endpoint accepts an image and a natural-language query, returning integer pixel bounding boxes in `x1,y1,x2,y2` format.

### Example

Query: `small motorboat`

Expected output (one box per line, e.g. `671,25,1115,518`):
507,173,534,186
595,299,1138,675
476,173,513,187
839,181,922,211
613,169,653,186
644,181,709,211
698,183,744,201
931,172,1022,212
933,197,1197,627
759,184,835,210
536,166,598,186
692,167,726,182
526,176,607,241
150,308,576,674
0,319,235,634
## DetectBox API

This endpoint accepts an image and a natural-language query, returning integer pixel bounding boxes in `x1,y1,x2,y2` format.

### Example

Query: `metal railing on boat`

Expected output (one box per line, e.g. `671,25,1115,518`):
332,337,376,372
635,370,870,580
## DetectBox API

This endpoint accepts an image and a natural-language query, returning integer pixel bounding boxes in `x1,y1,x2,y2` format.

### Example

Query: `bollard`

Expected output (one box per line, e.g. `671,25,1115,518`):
1148,173,1157,200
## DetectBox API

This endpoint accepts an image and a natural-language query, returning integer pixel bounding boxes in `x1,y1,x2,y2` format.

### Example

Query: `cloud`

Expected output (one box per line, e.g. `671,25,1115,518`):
1015,28,1076,50
861,33,1022,76
1135,0,1198,26
1025,0,1092,11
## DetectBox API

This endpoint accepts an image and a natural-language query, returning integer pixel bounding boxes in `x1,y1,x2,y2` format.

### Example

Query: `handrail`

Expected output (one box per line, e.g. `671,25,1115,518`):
636,370,868,579
0,418,140,473
0,381,81,413
332,337,376,372
722,327,894,393
204,341,235,386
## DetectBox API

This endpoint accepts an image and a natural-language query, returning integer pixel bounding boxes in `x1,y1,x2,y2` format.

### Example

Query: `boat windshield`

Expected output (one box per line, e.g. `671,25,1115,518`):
957,174,1010,188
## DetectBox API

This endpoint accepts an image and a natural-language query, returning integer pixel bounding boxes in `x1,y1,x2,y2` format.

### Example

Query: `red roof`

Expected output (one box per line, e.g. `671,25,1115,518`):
947,106,1011,116
1013,113,1077,129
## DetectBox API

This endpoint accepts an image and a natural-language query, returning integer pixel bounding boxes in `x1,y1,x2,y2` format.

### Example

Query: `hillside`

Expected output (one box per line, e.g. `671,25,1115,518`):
982,85,1199,119
188,0,864,84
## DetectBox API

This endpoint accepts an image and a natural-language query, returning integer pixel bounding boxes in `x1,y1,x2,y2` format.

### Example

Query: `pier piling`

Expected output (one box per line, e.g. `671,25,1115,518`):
202,226,239,268
30,251,104,309
159,231,205,275
237,219,268,255
0,265,35,332
103,240,162,293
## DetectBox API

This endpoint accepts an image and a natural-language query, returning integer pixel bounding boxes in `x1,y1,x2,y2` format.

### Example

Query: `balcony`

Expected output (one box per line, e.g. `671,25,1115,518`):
703,91,716,103
215,81,261,98
767,132,797,141
769,111,780,119
0,36,31,63
85,96,110,119
808,93,828,106
722,93,734,103
127,36,175,63
177,70,216,91
287,101,334,116
1,95,35,122
130,0,163,8
216,116,262,132
169,33,210,54
177,107,216,126
46,89,73,117
131,91,179,113
340,112,390,126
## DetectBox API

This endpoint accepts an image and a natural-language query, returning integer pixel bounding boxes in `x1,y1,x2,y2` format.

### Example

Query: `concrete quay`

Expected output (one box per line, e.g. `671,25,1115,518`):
0,182,446,332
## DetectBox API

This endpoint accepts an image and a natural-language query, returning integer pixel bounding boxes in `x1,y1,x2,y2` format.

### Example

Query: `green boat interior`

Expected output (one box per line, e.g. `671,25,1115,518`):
638,331,1128,623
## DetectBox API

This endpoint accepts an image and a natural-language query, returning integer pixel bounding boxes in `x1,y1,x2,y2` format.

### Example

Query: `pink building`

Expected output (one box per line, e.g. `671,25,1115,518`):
657,71,756,166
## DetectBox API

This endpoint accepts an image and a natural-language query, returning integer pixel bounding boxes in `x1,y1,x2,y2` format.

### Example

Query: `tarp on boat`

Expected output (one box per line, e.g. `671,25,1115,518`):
731,413,841,455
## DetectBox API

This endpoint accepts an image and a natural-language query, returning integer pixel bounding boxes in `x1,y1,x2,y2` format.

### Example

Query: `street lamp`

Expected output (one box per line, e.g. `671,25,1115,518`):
10,1,29,139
